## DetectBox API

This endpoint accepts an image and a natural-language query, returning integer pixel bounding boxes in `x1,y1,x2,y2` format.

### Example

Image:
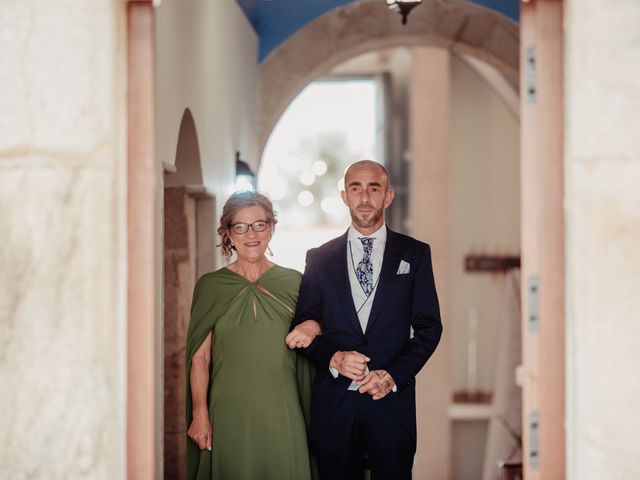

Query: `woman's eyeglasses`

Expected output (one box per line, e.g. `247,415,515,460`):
230,220,270,234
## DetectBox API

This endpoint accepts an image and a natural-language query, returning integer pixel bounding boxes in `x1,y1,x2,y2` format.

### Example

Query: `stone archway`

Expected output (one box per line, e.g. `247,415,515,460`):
258,0,518,156
257,2,521,478
163,108,216,480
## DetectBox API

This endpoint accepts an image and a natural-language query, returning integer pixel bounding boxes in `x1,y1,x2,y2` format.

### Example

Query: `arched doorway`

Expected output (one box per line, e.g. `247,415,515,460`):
259,34,521,478
259,1,520,478
163,108,216,480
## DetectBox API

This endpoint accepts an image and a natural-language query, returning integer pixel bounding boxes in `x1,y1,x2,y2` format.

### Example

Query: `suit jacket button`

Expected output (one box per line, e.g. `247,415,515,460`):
363,338,370,345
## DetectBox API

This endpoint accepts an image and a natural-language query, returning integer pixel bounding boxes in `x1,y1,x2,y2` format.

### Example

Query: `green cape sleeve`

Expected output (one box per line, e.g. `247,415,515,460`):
184,267,319,479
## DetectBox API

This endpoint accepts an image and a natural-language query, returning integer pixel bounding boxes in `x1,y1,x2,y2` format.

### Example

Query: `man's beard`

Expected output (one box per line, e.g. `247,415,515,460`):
350,203,384,228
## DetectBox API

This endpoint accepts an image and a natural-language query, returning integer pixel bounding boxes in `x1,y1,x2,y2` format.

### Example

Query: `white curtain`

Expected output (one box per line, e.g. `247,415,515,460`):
481,268,522,480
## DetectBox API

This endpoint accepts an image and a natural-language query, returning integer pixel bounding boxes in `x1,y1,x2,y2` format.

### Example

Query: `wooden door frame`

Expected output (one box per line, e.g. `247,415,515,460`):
520,2,565,478
127,1,159,478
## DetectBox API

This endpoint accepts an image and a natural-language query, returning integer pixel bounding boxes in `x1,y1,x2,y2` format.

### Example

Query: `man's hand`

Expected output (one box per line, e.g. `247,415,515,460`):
285,319,322,349
330,351,371,381
187,409,212,451
358,370,395,400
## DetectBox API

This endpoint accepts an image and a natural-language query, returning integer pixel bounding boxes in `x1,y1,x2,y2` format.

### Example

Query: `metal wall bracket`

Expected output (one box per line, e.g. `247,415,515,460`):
529,410,540,469
526,46,537,103
528,275,540,332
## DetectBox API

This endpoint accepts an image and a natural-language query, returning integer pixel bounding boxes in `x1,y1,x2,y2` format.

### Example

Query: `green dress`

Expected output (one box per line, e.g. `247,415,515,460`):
185,265,315,480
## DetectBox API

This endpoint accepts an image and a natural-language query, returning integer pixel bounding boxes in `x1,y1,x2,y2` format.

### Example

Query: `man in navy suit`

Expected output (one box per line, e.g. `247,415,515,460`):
288,160,442,480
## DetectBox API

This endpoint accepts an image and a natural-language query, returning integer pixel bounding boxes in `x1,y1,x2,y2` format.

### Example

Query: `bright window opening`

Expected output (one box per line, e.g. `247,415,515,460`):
259,78,381,271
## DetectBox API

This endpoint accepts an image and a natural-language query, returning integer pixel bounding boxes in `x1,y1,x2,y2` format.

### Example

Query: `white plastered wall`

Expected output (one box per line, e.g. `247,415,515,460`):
448,55,520,394
155,0,259,194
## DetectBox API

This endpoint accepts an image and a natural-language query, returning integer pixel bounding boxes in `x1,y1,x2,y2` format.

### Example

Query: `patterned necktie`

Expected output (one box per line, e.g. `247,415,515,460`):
356,237,375,296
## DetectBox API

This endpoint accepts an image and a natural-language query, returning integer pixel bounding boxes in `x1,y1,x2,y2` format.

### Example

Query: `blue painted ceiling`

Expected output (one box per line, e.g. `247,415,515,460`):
236,0,519,62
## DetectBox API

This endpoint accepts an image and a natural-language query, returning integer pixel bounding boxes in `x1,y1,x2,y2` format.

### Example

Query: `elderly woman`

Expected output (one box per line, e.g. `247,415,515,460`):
185,191,319,480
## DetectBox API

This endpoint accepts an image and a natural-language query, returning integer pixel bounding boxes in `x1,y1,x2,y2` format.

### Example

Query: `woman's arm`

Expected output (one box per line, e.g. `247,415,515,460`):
187,332,213,451
285,319,321,349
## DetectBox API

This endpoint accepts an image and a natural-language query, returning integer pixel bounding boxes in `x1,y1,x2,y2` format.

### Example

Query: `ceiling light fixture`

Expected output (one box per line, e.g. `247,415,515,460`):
386,0,422,25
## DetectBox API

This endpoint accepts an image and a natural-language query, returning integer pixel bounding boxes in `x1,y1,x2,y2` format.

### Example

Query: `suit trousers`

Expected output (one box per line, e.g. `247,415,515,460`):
311,390,416,480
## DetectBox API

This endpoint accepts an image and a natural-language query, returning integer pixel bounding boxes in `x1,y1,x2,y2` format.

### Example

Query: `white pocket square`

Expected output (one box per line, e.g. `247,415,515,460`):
397,260,410,275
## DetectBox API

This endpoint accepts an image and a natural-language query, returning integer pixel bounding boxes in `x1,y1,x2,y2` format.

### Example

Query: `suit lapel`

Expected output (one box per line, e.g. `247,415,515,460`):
328,231,362,332
365,228,403,335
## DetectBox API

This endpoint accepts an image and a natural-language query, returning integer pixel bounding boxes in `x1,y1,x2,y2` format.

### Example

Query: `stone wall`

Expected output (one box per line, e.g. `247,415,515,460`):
163,187,197,480
565,2,640,478
0,1,127,478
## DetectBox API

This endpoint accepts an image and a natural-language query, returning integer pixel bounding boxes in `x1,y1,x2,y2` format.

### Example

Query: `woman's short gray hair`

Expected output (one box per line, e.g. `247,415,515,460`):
217,191,277,257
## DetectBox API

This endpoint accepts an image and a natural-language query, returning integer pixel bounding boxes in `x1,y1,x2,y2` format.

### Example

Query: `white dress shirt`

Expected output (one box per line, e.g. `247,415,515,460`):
330,225,395,392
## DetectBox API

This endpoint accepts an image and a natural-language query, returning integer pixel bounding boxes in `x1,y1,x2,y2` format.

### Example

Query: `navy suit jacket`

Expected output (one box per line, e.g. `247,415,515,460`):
292,227,442,440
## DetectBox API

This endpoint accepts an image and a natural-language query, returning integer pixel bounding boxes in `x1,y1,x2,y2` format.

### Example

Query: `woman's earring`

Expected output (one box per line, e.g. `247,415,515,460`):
267,245,273,256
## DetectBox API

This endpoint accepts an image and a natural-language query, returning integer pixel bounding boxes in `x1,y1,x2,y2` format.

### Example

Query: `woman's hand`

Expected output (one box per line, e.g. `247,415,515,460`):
285,319,322,349
189,332,212,450
187,409,212,451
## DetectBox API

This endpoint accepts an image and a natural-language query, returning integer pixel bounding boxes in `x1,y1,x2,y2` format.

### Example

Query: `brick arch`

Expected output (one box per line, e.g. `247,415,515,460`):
258,0,518,156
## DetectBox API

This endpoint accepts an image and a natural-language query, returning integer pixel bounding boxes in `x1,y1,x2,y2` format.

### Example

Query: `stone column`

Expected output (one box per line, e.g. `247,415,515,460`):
163,187,197,480
409,46,452,480
0,1,127,478
564,2,640,479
